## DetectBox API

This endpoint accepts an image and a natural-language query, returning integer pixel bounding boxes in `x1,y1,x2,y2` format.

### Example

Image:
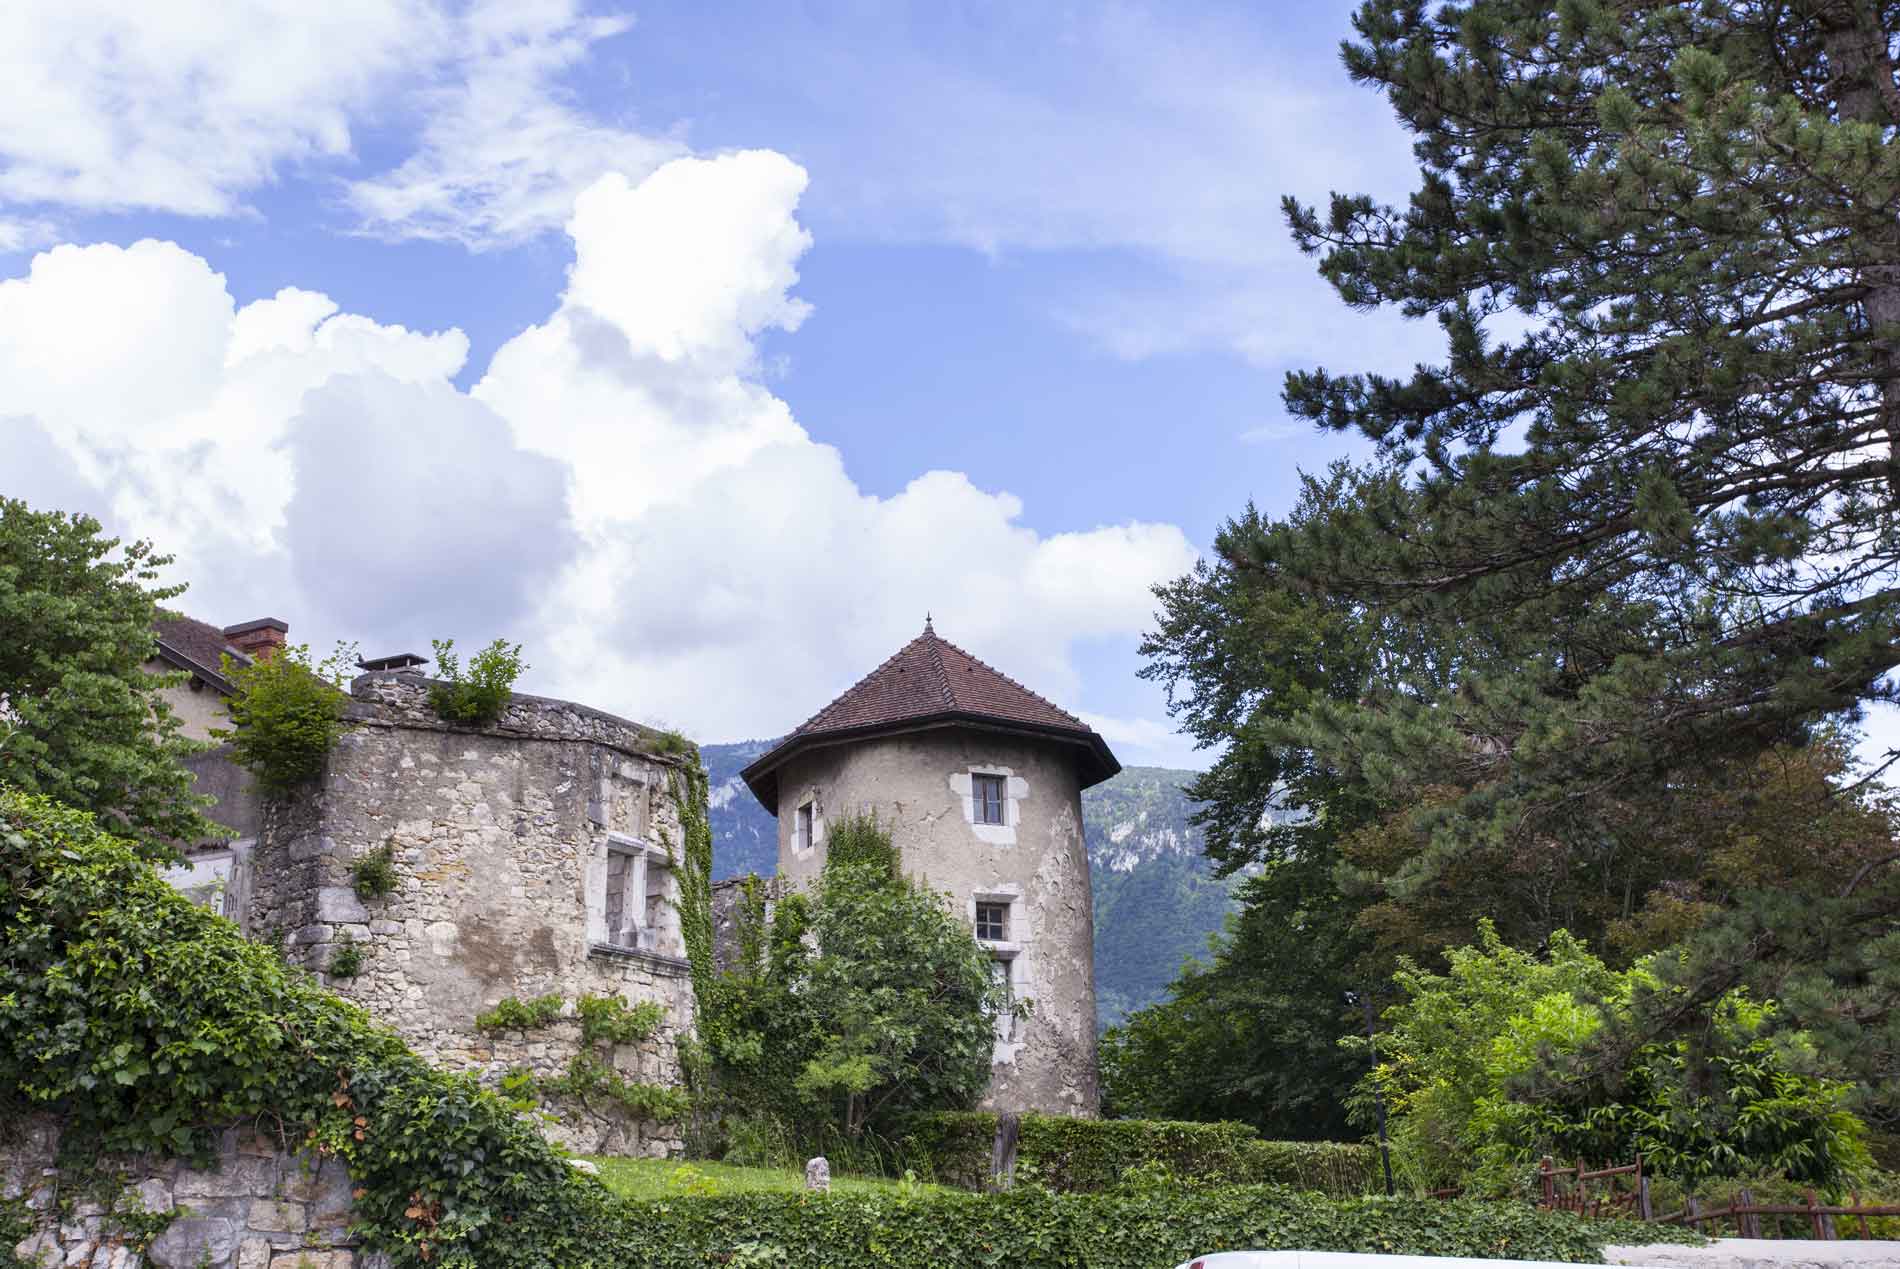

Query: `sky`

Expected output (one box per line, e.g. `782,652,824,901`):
0,1,1455,767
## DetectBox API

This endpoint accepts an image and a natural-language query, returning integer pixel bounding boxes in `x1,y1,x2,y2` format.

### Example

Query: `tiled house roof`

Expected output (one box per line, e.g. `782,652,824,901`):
741,620,1119,811
152,613,244,693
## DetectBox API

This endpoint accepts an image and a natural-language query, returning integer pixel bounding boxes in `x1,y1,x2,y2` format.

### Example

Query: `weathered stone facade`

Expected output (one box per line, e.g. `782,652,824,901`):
4,1114,373,1269
768,727,1101,1115
249,671,698,1154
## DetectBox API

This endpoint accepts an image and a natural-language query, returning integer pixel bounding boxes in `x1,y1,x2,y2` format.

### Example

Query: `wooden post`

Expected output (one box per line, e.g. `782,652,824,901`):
1637,1155,1653,1223
989,1112,1020,1192
1806,1190,1823,1239
1855,1193,1872,1240
1739,1188,1760,1239
1540,1157,1555,1210
1687,1194,1701,1230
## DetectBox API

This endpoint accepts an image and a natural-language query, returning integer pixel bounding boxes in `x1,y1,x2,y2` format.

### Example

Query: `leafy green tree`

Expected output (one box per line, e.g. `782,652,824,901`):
0,499,215,859
215,642,355,797
1362,924,1869,1194
429,637,527,726
697,815,1000,1152
1101,845,1367,1139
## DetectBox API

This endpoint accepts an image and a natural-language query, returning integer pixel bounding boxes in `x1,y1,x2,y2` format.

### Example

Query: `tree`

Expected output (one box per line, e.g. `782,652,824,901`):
1361,923,1869,1195
0,499,215,858
694,815,1001,1154
1161,0,1900,1145
1100,845,1367,1139
1251,0,1900,881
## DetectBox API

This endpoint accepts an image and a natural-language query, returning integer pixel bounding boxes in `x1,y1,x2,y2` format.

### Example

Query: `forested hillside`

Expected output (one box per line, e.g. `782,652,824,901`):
700,743,1232,1028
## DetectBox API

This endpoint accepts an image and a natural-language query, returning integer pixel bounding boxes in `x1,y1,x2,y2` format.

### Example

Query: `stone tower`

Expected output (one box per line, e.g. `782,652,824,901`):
740,620,1117,1116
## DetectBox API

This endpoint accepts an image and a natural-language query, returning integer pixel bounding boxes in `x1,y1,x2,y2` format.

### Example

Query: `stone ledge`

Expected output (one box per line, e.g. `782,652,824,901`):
588,942,692,978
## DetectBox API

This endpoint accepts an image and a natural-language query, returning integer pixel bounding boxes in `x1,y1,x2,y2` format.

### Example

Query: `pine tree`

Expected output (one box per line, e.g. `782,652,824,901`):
1254,1,1900,862
0,499,216,859
1223,0,1900,1148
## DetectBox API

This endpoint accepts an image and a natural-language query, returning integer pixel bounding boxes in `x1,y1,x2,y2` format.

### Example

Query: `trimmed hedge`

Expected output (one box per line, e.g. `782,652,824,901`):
597,1185,1700,1268
899,1112,1382,1196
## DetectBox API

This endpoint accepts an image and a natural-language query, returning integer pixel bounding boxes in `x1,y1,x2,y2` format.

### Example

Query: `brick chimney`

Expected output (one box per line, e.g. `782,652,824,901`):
223,617,289,662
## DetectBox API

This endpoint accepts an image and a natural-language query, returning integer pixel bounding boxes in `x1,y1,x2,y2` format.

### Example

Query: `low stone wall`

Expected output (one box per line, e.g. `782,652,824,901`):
1605,1240,1900,1269
3,1115,375,1269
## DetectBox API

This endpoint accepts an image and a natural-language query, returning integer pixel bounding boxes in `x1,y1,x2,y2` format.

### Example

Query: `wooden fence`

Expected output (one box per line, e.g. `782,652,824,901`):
1527,1156,1900,1239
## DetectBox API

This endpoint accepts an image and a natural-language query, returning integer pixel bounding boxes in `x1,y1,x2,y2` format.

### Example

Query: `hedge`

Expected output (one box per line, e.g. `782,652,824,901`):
899,1111,1382,1195
594,1185,1700,1268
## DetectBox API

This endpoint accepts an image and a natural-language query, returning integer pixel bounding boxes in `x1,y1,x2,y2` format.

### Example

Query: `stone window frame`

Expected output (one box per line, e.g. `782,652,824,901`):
791,790,822,859
974,899,1010,942
599,831,672,954
951,766,1025,845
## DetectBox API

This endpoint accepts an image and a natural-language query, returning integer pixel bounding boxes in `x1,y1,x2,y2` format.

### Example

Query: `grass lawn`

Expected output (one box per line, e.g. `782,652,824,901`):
585,1157,942,1200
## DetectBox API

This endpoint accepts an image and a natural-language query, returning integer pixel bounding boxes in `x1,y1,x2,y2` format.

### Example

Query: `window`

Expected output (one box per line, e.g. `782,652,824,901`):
975,900,1010,942
603,836,667,951
988,956,1017,1042
973,773,1007,825
796,801,814,852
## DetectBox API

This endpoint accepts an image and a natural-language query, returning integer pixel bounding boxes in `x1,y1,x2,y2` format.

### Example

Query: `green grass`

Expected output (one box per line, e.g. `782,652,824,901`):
585,1157,941,1200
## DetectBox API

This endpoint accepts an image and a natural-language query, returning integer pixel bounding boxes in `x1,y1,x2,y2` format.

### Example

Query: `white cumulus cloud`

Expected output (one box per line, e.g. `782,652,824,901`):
1,151,1197,746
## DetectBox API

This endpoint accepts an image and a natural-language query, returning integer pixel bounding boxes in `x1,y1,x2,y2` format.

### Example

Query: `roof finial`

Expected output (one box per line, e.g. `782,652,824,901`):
925,612,934,634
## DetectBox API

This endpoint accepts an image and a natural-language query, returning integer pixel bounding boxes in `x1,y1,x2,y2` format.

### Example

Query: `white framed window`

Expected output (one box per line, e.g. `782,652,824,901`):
973,773,1007,825
795,801,815,853
975,900,1010,943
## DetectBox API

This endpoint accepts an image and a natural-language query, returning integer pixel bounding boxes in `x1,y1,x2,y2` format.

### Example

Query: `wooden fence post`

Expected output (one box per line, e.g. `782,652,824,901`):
1739,1188,1760,1239
989,1112,1020,1192
1637,1155,1653,1223
1540,1157,1555,1210
1855,1193,1872,1240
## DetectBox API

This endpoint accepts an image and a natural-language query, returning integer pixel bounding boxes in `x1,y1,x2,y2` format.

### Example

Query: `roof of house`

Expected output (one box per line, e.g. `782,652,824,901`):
151,613,244,694
740,619,1120,811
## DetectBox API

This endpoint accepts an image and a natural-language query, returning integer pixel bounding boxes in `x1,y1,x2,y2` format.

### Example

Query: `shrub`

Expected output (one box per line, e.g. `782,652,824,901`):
899,1112,1382,1195
593,1185,1698,1268
214,642,356,796
327,932,364,979
349,840,399,899
1361,922,1871,1194
578,994,664,1047
474,993,565,1032
428,637,526,726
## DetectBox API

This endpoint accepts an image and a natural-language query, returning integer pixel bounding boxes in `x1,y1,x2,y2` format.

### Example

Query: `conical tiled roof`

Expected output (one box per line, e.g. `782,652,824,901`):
741,620,1119,811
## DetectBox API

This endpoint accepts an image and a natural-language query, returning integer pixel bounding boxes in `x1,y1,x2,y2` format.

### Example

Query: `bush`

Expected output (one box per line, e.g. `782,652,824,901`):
899,1112,1382,1195
594,1185,1698,1268
214,641,356,796
429,637,526,726
327,932,364,978
475,993,565,1031
350,840,399,899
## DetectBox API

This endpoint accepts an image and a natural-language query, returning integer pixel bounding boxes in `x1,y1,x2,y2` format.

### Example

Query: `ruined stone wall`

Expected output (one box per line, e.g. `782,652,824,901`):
773,727,1099,1116
250,672,698,1154
3,1114,369,1269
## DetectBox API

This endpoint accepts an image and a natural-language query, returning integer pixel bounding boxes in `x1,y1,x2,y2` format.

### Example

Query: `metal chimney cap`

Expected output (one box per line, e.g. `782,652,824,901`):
356,652,430,673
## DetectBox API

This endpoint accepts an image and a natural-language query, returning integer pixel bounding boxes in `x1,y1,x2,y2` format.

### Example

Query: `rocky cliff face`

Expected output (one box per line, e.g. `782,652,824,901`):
701,743,1234,1030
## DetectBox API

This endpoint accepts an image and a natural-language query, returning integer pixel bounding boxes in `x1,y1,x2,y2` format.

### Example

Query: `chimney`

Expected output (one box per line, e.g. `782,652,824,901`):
223,617,289,662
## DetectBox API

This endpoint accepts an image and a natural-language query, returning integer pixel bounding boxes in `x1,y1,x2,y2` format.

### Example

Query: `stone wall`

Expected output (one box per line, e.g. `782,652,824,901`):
772,726,1100,1116
249,671,699,1154
3,1114,371,1269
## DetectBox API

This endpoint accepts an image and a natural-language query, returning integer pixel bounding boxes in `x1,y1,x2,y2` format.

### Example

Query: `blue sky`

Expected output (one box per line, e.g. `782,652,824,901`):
0,1,1447,765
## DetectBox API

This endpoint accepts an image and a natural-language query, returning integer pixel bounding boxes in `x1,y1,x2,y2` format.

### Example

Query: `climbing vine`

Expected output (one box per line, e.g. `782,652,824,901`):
668,761,716,1011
